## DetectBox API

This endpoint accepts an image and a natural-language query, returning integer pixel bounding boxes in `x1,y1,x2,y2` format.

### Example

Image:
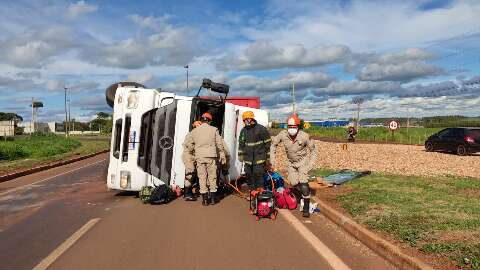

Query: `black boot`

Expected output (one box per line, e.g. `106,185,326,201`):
184,187,196,201
302,198,311,218
210,192,217,205
202,194,209,206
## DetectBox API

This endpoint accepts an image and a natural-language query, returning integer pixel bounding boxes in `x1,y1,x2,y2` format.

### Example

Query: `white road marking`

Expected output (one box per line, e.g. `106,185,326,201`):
0,159,106,197
32,218,100,270
279,209,352,270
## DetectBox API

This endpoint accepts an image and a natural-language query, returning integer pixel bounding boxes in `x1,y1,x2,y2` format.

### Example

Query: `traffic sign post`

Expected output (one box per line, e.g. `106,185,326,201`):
389,120,399,140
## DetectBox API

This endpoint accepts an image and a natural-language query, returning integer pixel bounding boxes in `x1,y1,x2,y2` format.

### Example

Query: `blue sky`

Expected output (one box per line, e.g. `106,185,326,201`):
0,0,479,122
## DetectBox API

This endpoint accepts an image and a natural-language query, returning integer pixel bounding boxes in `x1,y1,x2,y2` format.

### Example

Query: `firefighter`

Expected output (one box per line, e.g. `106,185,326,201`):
184,113,226,206
270,114,317,217
182,121,202,201
238,111,271,190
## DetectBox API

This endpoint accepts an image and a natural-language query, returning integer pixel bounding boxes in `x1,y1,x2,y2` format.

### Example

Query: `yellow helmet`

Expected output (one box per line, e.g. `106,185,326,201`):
242,111,255,120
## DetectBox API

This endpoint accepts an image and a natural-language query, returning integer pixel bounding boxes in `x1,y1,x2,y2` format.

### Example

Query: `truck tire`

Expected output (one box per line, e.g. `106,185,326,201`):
106,82,146,108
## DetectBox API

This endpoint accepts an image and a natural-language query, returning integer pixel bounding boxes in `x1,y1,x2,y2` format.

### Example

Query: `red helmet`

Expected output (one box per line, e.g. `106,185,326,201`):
201,112,213,121
286,114,300,126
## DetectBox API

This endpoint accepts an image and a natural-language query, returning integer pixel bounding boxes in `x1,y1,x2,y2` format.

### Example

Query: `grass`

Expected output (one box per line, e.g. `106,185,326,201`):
0,133,110,174
305,126,442,145
311,169,480,269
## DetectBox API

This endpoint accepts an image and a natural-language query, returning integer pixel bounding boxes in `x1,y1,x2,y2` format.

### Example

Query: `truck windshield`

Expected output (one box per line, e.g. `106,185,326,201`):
113,119,122,159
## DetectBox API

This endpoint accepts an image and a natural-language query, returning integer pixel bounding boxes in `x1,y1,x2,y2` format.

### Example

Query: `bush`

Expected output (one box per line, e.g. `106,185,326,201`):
0,133,81,161
0,142,27,160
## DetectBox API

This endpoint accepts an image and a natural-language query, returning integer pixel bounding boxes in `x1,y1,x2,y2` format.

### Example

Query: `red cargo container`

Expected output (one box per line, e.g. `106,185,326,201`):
199,96,261,109
225,97,260,109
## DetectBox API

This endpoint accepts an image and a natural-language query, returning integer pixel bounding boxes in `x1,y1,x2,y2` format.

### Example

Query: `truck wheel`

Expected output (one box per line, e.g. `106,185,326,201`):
457,145,468,156
425,142,434,152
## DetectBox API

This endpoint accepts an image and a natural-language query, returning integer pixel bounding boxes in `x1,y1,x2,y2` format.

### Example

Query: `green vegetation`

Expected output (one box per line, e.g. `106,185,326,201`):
89,112,113,134
306,126,442,145
422,116,480,128
311,169,480,269
0,133,80,161
0,133,110,174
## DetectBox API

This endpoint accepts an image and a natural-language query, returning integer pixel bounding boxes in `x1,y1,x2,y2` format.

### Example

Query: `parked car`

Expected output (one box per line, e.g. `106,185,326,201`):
425,127,480,155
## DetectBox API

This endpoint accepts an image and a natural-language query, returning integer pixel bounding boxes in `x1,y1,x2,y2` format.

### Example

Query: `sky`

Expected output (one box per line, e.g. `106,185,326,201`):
0,0,479,122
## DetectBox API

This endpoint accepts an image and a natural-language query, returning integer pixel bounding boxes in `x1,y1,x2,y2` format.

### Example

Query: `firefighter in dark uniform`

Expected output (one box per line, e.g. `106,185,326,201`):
238,111,271,190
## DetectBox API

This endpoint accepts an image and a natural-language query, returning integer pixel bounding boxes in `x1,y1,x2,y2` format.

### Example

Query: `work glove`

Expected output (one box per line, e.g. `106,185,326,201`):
266,160,274,172
219,154,227,165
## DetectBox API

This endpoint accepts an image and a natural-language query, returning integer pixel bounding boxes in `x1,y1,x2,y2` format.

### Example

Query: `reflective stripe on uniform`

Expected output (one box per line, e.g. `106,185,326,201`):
245,141,263,146
243,159,265,165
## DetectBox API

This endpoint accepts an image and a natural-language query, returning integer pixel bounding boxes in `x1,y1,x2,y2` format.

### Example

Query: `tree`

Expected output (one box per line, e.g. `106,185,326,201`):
96,112,111,119
89,112,113,133
0,112,23,122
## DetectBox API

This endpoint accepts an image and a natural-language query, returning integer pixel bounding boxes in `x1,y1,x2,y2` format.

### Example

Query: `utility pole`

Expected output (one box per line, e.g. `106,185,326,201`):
292,82,296,115
352,97,364,130
64,86,68,137
68,99,71,134
31,97,34,134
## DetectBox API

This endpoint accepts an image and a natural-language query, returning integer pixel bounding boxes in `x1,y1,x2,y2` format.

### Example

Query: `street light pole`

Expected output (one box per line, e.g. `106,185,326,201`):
184,65,189,91
64,87,68,137
67,99,71,134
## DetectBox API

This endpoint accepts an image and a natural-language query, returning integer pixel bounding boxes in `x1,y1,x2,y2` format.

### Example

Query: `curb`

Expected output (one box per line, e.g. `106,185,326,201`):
311,196,434,270
0,150,109,183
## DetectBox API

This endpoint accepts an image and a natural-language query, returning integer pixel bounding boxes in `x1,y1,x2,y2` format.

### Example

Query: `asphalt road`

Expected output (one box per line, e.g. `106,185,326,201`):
0,153,396,270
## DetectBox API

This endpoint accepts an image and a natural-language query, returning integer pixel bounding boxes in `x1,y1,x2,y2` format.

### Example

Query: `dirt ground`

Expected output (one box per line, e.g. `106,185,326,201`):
275,140,480,178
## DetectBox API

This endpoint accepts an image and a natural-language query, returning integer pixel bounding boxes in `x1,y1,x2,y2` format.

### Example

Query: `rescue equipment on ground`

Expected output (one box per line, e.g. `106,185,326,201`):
250,189,277,221
275,187,298,210
139,183,176,204
264,171,297,210
263,171,284,191
249,173,277,221
323,170,371,186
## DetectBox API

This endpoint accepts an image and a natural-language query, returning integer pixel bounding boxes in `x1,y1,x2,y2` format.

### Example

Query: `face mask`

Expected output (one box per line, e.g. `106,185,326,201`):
288,128,298,136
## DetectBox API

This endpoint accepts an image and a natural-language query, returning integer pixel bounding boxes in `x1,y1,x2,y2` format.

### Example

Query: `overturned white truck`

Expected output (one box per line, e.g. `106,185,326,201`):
105,79,268,193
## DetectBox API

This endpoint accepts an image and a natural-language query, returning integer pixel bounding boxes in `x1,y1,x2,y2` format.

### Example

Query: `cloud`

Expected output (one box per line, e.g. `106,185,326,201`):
217,41,350,71
0,75,38,92
72,95,110,111
16,71,42,79
314,80,402,97
0,26,74,68
80,19,202,68
66,1,98,19
252,0,480,51
357,61,444,82
128,14,171,30
230,71,333,93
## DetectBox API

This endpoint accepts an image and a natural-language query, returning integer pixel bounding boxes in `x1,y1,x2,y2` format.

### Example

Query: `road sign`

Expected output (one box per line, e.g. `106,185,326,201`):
389,121,399,131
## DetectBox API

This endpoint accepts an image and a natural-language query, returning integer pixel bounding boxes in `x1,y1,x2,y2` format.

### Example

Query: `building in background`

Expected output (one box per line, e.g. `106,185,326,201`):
0,120,15,137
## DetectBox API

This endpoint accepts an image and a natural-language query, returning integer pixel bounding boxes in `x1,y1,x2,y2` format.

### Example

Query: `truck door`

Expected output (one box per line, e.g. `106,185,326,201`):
150,98,177,186
232,106,270,176
223,102,239,178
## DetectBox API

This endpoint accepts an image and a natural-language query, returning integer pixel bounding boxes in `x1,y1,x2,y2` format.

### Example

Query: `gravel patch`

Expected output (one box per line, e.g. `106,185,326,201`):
275,140,480,178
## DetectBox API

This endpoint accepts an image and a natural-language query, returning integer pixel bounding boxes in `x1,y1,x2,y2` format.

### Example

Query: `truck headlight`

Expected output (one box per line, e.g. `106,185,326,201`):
120,171,131,189
127,92,139,109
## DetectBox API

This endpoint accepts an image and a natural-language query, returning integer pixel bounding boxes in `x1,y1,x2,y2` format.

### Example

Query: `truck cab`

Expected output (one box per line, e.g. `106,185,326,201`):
106,81,268,192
